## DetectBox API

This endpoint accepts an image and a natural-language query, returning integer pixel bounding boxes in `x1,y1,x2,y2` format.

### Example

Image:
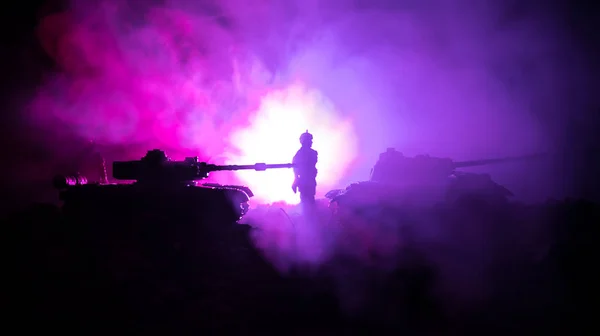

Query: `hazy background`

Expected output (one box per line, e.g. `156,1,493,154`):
1,0,599,210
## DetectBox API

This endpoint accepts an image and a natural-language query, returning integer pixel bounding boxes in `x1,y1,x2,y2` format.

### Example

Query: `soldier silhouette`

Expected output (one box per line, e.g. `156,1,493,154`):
292,130,318,204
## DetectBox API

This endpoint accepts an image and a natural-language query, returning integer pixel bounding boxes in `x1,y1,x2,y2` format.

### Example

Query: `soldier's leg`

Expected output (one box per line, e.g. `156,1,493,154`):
299,183,316,203
300,194,314,203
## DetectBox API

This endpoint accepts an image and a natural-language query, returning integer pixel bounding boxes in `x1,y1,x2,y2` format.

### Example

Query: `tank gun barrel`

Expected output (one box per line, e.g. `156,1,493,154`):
453,153,547,169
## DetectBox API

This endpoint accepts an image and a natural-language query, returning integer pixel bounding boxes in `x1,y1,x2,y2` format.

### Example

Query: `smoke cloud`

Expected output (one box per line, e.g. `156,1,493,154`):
27,0,578,203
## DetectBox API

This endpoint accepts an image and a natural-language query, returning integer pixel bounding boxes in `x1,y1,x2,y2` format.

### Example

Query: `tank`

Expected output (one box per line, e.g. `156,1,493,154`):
42,150,297,319
325,148,545,215
54,149,294,222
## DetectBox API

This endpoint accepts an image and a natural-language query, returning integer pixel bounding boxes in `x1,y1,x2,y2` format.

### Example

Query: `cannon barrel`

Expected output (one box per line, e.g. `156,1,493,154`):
112,158,294,181
453,153,547,169
207,163,295,171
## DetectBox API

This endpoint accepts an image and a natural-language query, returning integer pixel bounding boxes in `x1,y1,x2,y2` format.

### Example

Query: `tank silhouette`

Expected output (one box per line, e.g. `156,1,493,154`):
325,148,545,214
45,150,297,319
54,149,294,222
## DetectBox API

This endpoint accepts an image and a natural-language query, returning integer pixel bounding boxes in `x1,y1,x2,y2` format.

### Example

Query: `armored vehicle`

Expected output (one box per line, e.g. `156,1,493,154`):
54,149,293,222
325,148,545,216
41,151,298,329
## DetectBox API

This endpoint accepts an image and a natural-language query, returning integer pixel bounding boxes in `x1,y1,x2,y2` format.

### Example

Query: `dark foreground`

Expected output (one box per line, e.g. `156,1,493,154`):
3,198,598,335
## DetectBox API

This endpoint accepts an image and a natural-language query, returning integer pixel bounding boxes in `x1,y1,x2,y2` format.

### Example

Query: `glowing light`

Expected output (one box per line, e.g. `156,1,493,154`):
225,83,358,204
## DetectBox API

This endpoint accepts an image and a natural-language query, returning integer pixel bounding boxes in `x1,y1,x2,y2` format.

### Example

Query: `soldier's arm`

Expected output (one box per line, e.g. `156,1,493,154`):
292,153,300,177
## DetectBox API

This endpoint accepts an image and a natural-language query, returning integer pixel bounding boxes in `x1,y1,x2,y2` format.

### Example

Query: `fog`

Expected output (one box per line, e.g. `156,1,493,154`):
20,0,591,203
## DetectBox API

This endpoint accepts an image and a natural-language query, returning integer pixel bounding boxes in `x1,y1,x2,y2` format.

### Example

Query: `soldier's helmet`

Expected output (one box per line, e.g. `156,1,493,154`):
299,130,313,145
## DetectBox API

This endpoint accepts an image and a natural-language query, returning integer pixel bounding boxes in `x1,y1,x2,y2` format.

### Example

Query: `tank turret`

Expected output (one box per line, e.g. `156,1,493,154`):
369,147,545,186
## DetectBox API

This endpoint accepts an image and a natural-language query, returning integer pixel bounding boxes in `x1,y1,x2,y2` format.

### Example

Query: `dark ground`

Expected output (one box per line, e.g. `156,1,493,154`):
2,198,599,334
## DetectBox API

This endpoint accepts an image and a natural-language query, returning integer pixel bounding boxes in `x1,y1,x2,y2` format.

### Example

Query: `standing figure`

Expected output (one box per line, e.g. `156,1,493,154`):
292,130,318,203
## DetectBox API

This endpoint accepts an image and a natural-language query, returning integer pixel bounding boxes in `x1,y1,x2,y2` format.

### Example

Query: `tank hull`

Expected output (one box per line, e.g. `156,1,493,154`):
59,183,252,223
326,172,513,222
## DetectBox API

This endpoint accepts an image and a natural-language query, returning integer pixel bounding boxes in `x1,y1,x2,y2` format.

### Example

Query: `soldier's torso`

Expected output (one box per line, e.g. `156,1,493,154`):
293,147,318,179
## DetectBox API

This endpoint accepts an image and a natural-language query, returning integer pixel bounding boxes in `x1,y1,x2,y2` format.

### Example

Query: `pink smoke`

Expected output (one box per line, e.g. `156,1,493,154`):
30,2,357,203
29,0,567,204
